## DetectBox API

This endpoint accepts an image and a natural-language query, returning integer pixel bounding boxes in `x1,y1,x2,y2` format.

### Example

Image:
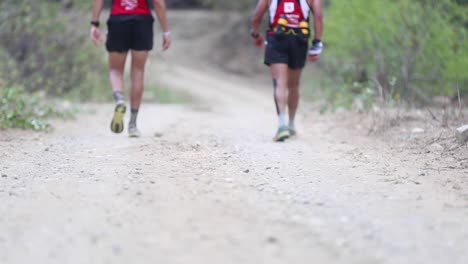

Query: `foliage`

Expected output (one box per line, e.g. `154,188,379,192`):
0,86,76,131
0,0,108,100
321,0,468,107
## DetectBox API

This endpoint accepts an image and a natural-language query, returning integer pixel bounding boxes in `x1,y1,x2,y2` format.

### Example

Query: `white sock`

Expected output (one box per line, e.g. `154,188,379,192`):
278,113,287,128
289,120,295,130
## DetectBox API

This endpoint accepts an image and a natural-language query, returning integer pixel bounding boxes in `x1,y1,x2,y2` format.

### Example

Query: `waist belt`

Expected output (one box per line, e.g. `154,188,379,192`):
270,25,309,37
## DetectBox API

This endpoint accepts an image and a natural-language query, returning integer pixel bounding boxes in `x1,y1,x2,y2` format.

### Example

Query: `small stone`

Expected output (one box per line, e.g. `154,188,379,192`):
266,236,278,244
154,132,163,138
449,144,459,151
243,169,250,173
429,143,444,152
456,125,468,144
112,245,122,255
1,174,7,178
412,128,425,134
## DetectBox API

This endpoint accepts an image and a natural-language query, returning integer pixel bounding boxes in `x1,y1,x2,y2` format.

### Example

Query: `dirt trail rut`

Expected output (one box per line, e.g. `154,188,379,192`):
1,11,468,264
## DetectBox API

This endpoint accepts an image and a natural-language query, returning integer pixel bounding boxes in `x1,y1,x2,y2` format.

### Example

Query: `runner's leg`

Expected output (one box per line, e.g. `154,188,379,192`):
270,63,290,141
109,52,128,102
287,68,302,135
109,52,128,133
128,50,149,137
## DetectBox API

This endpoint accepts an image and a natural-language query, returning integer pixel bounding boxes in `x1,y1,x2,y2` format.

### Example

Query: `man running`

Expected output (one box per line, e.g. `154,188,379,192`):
90,0,171,137
251,0,323,141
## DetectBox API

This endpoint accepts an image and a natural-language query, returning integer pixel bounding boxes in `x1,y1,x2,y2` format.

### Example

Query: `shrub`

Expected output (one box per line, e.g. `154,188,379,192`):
321,0,467,107
0,86,75,131
0,0,108,100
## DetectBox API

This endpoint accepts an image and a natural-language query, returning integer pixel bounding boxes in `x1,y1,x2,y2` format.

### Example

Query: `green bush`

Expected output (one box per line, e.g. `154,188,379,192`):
320,0,467,107
0,0,108,100
0,86,75,131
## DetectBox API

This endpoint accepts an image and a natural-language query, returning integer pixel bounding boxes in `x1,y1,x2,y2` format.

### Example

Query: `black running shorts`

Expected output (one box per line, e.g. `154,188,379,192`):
106,15,154,52
264,34,308,69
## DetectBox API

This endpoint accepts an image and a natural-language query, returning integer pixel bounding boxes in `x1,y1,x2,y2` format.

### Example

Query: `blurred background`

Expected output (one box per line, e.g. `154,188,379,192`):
0,0,467,130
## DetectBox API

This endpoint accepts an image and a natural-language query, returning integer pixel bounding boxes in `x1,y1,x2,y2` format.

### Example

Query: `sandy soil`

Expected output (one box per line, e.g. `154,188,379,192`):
1,11,468,264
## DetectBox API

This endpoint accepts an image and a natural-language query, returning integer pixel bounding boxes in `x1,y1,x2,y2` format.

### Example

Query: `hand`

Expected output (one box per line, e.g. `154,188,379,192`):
308,54,320,62
162,34,171,51
253,34,265,48
90,26,102,46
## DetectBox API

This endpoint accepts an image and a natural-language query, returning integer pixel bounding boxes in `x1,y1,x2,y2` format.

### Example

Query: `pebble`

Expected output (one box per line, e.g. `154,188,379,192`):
412,128,425,134
1,174,7,178
429,143,444,152
266,236,278,244
243,169,250,173
112,245,122,255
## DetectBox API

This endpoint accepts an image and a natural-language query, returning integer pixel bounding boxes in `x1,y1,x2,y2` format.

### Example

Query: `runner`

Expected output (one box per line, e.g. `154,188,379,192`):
250,0,323,141
90,0,171,137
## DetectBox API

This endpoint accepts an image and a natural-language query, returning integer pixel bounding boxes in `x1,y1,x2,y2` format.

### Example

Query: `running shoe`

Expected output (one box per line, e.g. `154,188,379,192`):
128,125,141,138
274,126,290,142
110,103,126,134
289,127,297,137
308,40,323,56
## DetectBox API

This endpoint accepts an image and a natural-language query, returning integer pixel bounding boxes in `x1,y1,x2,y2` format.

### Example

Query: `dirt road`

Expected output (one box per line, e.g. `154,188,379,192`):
1,11,468,264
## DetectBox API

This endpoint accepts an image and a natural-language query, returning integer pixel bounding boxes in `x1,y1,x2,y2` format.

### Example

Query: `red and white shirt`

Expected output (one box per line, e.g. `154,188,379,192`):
269,0,310,28
110,0,151,16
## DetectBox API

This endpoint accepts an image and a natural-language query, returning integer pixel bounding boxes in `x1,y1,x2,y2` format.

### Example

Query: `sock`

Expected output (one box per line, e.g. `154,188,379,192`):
129,108,139,128
113,91,125,104
289,120,295,130
278,113,287,128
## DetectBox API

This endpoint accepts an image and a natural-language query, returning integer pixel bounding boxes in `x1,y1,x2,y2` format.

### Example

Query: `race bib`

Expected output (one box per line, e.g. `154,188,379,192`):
121,0,137,10
284,2,295,13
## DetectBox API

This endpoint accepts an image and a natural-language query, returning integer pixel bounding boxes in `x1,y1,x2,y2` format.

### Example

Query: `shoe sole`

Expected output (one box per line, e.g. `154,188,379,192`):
128,131,141,138
289,130,297,138
110,104,126,134
274,130,290,142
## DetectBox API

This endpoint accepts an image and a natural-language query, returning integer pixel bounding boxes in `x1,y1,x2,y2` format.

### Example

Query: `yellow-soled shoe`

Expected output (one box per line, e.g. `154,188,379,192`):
128,126,141,138
110,104,126,134
273,126,290,142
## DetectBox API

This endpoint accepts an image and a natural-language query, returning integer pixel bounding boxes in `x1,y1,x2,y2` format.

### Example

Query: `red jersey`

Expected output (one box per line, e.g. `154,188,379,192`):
111,0,151,16
269,0,310,28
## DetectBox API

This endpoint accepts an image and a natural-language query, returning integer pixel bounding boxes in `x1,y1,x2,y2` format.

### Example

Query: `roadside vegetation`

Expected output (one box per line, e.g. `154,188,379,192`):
0,0,108,130
319,0,468,110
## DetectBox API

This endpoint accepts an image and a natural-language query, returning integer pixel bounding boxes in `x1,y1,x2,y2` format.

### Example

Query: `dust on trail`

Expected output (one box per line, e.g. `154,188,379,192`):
1,11,468,264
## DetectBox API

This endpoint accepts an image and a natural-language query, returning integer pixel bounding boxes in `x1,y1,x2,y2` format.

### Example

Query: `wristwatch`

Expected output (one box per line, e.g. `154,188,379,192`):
250,29,260,38
91,21,100,28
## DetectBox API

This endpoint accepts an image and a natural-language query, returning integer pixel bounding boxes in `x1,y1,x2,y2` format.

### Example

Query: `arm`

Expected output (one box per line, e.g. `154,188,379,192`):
153,0,171,50
308,0,323,41
91,0,104,23
250,0,269,47
90,0,104,46
250,0,269,36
